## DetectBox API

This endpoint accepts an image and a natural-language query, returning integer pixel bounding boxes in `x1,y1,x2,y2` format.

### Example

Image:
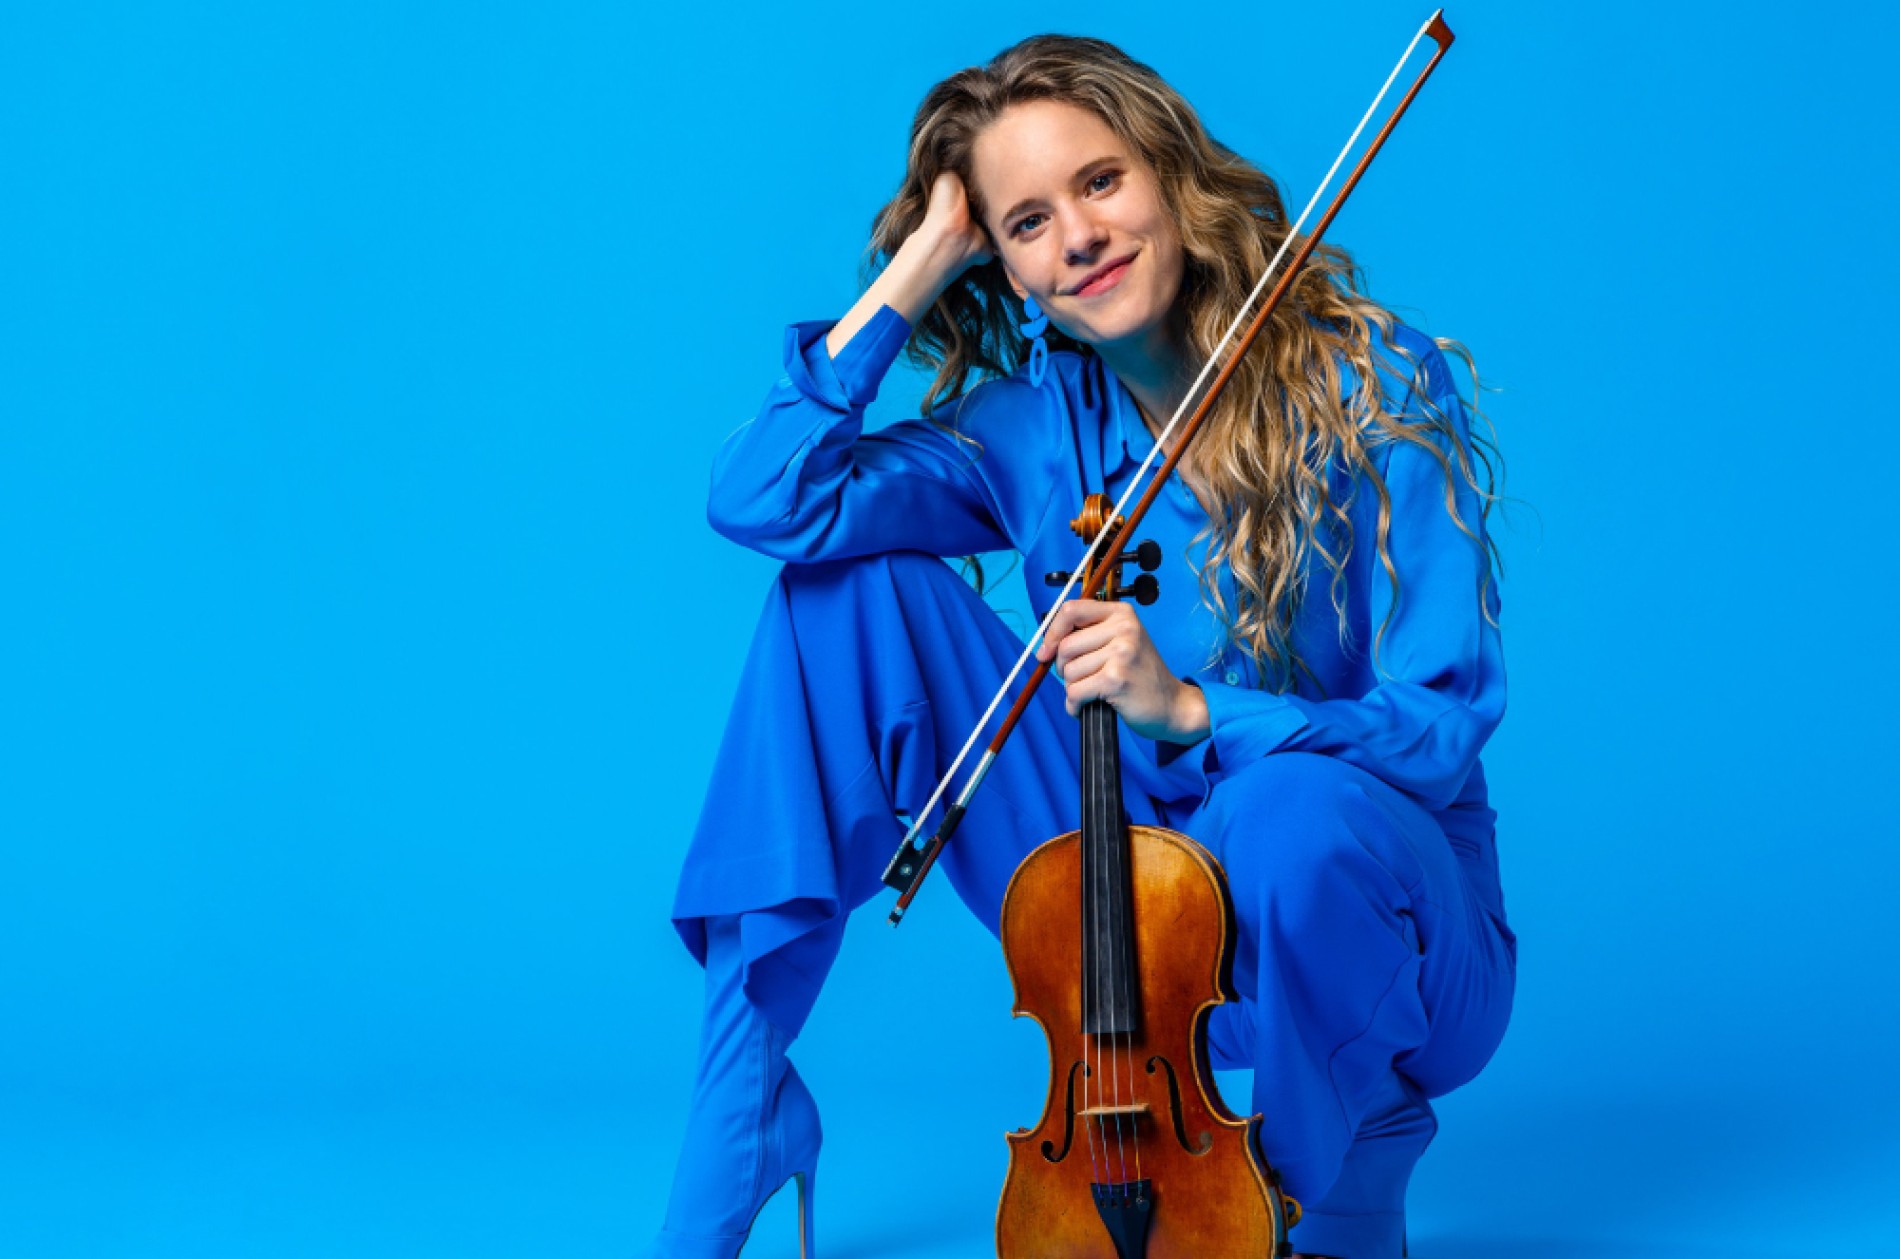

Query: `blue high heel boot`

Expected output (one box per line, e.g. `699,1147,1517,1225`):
649,915,822,1259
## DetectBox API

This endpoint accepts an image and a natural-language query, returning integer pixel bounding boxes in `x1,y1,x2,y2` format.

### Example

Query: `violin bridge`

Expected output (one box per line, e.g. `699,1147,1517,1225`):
1076,1101,1151,1120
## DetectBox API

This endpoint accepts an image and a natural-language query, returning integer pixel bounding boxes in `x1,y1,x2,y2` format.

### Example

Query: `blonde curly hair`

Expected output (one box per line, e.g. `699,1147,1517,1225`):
860,33,1505,692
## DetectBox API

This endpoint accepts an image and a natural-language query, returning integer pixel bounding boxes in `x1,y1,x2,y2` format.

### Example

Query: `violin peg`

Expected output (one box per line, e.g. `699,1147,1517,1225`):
1117,539,1162,572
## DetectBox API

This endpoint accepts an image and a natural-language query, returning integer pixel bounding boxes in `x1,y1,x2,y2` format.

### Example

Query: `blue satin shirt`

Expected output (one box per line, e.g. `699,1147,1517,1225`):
706,303,1505,855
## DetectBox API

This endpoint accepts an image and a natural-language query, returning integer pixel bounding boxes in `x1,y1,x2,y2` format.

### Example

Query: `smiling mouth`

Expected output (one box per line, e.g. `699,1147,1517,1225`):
1070,253,1137,297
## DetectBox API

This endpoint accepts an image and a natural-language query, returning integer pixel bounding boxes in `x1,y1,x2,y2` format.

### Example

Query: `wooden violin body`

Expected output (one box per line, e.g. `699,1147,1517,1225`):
994,494,1295,1258
997,818,1293,1257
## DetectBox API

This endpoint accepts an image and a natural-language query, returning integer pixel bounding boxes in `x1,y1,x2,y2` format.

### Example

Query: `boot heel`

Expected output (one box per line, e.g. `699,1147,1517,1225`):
793,1169,816,1259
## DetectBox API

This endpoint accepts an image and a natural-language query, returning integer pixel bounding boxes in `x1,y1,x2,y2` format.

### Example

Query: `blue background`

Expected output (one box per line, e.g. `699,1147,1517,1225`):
5,1,1896,1255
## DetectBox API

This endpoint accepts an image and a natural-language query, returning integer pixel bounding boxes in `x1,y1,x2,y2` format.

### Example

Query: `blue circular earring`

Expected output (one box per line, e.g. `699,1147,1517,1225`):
1019,292,1050,387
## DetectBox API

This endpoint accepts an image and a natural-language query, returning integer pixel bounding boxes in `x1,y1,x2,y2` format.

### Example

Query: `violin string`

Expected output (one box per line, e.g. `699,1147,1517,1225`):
1072,494,1105,1197
1082,840,1106,1189
1114,784,1139,1189
1094,1040,1109,1200
1109,710,1132,1192
1121,837,1142,1188
1111,1025,1128,1186
890,12,1440,874
1109,889,1121,1176
1092,699,1131,1191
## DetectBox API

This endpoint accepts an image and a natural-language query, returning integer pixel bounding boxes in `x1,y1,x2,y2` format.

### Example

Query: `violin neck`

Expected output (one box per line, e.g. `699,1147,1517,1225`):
1080,698,1141,1037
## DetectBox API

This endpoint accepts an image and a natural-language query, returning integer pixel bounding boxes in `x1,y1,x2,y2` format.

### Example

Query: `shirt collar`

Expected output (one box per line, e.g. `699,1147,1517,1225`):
1097,354,1154,484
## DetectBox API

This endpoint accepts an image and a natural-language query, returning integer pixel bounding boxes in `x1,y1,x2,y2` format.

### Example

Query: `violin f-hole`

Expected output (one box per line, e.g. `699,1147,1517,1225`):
1041,1060,1087,1163
1146,1054,1214,1155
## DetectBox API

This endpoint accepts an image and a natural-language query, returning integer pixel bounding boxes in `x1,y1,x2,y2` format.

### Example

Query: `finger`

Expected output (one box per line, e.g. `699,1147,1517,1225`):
1062,660,1123,714
1054,621,1123,671
1059,644,1110,690
1064,637,1135,689
1036,598,1113,661
1062,598,1118,626
1059,602,1146,665
1035,603,1073,662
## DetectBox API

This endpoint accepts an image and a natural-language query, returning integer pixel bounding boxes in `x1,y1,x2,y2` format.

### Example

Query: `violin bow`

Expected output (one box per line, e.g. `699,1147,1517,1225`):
882,9,1458,925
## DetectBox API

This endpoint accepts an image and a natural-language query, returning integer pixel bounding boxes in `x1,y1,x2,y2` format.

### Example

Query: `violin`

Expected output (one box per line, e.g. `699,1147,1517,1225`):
994,495,1299,1258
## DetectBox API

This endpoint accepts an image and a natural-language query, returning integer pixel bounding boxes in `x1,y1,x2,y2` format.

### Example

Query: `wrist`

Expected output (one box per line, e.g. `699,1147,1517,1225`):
894,232,974,299
1167,678,1212,746
830,243,949,361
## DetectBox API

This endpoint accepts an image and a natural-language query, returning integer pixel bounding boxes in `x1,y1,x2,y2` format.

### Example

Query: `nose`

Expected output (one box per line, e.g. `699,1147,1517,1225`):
1060,208,1109,278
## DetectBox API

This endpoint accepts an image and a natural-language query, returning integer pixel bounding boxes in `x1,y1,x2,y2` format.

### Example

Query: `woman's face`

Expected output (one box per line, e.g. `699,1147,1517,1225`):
969,99,1185,358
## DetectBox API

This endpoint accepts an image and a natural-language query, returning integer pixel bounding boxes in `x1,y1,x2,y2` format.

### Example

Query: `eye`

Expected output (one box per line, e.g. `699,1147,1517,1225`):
1010,172,1120,237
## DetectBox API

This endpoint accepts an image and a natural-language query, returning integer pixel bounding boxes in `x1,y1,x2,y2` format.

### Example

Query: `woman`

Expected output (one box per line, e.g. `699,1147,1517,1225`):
651,33,1515,1259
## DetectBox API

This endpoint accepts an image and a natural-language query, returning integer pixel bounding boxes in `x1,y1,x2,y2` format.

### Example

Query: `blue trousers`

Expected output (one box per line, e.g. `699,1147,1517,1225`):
672,552,1517,1258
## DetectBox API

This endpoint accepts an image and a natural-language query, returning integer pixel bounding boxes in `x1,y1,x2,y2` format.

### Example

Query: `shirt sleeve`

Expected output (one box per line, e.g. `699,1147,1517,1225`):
1162,344,1506,812
705,303,1025,562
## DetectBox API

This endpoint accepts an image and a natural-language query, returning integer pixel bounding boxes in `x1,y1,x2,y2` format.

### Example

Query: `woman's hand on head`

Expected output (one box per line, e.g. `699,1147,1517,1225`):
1036,599,1211,746
912,171,993,281
834,171,993,353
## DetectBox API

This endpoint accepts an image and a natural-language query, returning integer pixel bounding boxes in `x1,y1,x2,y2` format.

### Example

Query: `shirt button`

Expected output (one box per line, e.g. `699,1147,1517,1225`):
1223,669,1240,685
